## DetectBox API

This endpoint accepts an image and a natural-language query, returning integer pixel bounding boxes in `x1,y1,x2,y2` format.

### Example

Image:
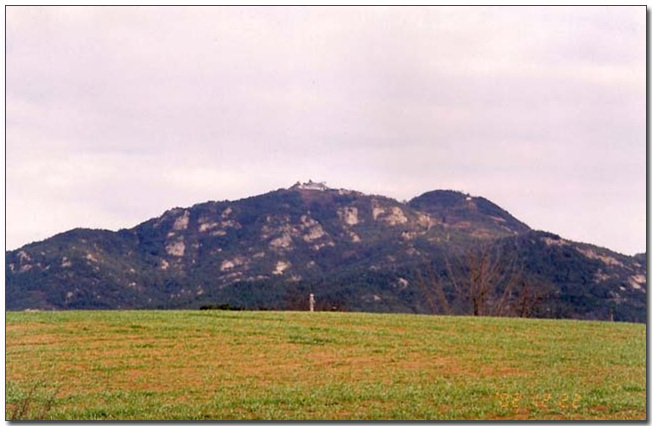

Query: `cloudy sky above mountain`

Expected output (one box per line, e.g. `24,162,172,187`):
6,6,646,254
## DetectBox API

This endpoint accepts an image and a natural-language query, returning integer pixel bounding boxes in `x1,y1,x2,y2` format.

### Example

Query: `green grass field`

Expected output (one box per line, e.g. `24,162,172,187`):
5,310,646,420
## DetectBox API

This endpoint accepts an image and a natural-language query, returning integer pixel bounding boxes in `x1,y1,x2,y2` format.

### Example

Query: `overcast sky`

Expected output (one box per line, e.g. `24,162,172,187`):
6,6,646,255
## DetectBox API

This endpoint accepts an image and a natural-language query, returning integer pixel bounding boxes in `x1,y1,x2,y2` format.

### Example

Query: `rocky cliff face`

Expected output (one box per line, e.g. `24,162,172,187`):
6,183,646,322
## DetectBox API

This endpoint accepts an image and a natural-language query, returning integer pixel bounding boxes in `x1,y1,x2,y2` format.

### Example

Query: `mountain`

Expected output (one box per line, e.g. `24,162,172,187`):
6,182,647,322
408,190,530,238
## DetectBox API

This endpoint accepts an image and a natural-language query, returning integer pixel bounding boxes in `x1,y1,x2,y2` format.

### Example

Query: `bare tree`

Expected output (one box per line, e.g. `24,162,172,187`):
416,267,451,315
470,244,526,316
418,242,544,317
516,277,550,318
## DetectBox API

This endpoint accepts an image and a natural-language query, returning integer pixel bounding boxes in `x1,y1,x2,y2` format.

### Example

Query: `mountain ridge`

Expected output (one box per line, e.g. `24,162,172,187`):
6,183,646,322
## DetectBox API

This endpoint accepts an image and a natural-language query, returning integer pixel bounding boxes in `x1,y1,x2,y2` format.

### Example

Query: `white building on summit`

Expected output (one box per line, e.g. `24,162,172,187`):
290,180,329,191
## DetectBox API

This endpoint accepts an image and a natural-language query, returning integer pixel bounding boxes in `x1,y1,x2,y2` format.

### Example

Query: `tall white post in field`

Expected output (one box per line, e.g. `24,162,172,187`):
309,293,315,312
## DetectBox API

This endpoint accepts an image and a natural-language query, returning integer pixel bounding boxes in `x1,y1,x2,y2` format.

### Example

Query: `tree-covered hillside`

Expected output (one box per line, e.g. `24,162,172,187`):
6,184,647,322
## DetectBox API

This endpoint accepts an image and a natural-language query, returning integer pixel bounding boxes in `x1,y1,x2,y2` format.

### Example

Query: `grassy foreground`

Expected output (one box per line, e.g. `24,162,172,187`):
5,310,646,420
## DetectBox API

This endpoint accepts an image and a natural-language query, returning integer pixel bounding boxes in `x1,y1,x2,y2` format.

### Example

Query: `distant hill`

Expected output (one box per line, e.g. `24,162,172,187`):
6,182,646,322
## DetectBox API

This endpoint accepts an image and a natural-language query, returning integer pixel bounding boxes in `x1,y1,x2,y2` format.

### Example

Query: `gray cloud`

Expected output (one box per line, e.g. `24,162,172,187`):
6,6,646,254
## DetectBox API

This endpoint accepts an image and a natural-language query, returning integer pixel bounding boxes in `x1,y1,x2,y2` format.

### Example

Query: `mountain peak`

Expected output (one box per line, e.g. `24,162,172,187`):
408,190,530,236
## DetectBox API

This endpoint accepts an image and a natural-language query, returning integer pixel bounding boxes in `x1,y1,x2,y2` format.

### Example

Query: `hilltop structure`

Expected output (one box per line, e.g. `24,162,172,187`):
290,180,330,191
